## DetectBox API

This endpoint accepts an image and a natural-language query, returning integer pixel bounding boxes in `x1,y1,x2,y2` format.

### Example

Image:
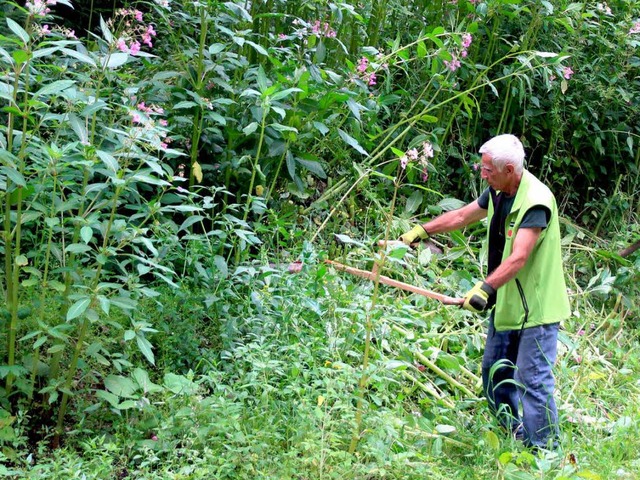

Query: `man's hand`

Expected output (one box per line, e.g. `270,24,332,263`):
462,281,496,313
399,225,429,245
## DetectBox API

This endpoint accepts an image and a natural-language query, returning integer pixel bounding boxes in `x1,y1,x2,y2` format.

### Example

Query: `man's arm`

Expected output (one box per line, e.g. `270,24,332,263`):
485,227,541,290
422,200,487,235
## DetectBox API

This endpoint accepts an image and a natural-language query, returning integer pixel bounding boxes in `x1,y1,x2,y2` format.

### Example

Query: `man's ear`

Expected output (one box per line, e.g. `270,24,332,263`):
505,163,515,175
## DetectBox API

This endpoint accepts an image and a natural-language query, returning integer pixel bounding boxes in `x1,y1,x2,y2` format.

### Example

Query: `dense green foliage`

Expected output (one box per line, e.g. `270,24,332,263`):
0,0,638,478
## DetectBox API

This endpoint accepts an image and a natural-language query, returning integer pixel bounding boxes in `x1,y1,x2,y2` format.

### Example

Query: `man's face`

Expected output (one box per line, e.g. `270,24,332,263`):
480,153,509,191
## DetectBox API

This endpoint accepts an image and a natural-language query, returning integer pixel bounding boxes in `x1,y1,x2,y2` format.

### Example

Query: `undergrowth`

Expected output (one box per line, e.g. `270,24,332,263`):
2,233,638,479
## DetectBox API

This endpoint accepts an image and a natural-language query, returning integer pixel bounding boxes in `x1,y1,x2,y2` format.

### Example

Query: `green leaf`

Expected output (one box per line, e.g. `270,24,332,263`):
99,16,113,44
61,48,97,67
80,226,93,244
296,157,326,179
178,215,205,232
338,129,368,156
0,167,26,187
533,51,557,58
438,197,465,211
420,115,438,123
246,40,268,56
96,150,119,172
96,390,120,408
417,41,427,59
484,430,501,450
214,255,228,278
65,243,91,254
163,373,198,395
315,39,326,63
104,375,138,398
270,87,302,101
68,113,89,144
243,122,259,135
173,101,198,109
313,122,329,135
34,80,75,99
256,66,268,93
124,330,136,341
209,43,225,54
12,50,29,65
0,47,13,64
406,190,423,214
66,297,91,321
136,334,155,365
132,368,162,394
434,424,456,435
102,52,128,69
6,18,29,44
498,452,513,465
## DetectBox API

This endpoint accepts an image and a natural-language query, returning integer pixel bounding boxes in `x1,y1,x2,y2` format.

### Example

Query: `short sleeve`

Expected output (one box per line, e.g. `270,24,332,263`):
520,206,550,229
477,188,490,209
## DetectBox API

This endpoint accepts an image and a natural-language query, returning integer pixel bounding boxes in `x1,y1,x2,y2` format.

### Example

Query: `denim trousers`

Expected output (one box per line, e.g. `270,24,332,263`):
481,315,560,448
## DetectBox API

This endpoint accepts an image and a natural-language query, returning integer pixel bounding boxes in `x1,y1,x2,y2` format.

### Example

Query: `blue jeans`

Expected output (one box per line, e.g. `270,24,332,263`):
481,316,560,448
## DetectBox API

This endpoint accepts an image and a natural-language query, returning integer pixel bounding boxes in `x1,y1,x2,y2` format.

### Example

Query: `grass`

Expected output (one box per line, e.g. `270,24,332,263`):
2,243,639,480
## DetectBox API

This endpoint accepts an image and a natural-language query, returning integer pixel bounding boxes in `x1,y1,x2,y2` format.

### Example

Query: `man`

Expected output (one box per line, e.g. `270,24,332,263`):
399,134,570,449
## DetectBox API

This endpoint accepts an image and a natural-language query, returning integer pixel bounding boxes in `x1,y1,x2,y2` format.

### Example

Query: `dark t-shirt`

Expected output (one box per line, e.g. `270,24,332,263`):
477,187,550,275
477,187,549,228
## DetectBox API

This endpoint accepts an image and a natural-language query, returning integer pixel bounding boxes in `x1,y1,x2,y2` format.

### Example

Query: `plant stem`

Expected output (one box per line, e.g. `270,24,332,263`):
348,172,400,454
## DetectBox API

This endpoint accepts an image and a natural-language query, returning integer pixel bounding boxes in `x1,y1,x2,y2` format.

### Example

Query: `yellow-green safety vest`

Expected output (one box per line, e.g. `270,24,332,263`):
487,170,571,331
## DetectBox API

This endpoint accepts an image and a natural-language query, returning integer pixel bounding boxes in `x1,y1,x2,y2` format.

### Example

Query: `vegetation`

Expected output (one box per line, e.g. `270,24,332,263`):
0,0,638,478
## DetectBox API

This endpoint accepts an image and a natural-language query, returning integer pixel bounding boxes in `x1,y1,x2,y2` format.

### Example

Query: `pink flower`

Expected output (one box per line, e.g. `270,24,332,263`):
131,113,142,124
400,156,408,170
26,0,55,16
368,73,377,86
134,9,143,21
423,142,434,159
406,148,419,160
130,41,141,55
462,33,472,49
160,142,168,150
563,66,574,79
444,55,461,72
630,22,640,34
357,57,369,73
278,33,287,40
159,119,168,127
117,38,128,53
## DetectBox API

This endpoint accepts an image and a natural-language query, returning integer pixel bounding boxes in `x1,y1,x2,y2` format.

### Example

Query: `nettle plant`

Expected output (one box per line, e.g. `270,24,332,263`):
0,0,200,444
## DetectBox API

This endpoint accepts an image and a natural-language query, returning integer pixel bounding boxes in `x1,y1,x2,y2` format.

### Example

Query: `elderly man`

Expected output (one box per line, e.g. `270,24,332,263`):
400,134,570,449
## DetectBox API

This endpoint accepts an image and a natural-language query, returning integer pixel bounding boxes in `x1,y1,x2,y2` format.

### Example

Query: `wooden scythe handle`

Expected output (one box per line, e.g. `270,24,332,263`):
325,260,463,306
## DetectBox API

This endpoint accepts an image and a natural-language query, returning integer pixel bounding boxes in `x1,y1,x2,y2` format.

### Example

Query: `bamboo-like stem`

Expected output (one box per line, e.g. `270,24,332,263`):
414,350,476,398
348,173,402,454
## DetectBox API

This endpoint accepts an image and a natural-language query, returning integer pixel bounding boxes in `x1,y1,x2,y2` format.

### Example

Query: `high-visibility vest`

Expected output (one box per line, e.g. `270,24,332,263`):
487,170,571,331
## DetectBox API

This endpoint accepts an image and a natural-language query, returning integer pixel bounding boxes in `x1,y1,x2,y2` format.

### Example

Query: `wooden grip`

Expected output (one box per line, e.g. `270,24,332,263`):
325,259,463,306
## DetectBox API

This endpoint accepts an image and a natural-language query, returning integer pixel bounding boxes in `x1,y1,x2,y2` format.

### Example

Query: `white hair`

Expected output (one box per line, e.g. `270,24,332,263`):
479,134,525,174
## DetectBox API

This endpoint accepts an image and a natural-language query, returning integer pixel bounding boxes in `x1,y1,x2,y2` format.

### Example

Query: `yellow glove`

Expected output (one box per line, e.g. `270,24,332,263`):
399,224,429,245
462,281,496,313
